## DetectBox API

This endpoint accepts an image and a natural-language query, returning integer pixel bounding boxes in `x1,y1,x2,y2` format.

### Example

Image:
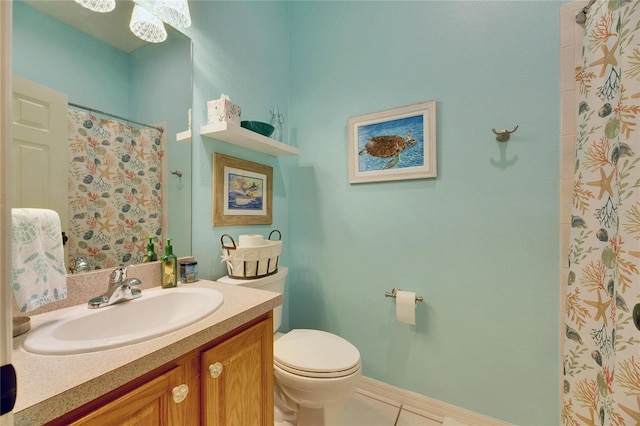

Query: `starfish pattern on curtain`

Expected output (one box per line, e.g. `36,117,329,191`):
66,109,164,269
563,1,640,425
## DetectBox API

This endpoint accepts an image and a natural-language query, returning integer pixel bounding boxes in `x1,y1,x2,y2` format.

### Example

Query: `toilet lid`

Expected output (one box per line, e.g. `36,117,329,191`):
274,329,361,378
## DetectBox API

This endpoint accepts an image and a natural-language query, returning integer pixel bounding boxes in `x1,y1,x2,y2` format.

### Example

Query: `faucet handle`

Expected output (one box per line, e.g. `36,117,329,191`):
124,278,142,288
110,267,126,284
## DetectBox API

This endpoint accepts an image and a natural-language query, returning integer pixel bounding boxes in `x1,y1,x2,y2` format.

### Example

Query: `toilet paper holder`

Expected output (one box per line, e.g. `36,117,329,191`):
385,288,423,303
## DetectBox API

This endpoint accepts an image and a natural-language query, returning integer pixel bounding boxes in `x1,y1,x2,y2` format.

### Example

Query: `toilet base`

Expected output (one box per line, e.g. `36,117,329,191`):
296,403,341,426
274,405,296,426
273,361,361,426
274,402,345,426
274,380,352,426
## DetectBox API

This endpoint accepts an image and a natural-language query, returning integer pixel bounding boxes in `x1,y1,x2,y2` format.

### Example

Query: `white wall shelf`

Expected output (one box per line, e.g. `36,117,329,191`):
200,122,299,157
176,129,192,143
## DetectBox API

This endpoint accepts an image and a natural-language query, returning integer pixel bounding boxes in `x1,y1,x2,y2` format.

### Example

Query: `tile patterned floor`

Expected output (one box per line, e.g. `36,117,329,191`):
338,391,442,426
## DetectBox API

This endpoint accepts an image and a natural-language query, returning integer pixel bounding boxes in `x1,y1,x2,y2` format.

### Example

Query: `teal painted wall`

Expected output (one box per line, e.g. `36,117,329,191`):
184,0,292,329
287,1,560,425
12,0,130,115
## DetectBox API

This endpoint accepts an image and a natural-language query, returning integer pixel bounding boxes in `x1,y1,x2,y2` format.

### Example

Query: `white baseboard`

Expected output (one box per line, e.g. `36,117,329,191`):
357,376,512,426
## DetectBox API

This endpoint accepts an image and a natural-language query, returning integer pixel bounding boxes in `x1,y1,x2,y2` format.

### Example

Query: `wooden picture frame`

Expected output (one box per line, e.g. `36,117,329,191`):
213,153,273,226
348,99,437,183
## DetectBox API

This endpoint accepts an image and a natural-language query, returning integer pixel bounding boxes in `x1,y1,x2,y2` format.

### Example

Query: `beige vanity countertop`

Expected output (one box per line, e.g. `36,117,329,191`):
11,280,282,426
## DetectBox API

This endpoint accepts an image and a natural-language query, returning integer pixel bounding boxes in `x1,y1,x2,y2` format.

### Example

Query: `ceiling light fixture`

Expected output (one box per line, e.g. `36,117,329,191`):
153,0,191,28
74,0,116,13
129,3,167,43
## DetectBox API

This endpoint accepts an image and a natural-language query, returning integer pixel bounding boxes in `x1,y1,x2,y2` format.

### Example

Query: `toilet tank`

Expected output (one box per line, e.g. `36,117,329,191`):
216,267,287,333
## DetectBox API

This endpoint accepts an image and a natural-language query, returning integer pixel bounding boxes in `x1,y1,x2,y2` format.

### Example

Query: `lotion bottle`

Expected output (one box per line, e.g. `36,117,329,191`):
161,238,178,288
143,236,157,262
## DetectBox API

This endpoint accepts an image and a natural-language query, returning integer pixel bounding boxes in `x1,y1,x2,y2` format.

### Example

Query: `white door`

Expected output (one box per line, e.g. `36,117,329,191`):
11,76,68,231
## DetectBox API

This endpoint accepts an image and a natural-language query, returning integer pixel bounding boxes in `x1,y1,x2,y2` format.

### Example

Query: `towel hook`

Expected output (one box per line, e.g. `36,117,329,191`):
171,170,183,178
491,125,519,142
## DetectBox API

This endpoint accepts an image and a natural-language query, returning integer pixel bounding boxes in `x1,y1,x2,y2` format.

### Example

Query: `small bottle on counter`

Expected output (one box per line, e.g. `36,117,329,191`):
161,238,178,288
180,260,198,283
142,236,157,262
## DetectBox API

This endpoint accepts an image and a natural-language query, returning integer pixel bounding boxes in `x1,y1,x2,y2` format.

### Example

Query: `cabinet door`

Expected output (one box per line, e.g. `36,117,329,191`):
69,366,183,426
202,317,274,426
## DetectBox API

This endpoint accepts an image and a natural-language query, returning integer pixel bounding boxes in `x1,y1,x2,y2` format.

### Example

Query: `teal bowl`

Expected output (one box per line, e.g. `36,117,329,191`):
241,121,275,137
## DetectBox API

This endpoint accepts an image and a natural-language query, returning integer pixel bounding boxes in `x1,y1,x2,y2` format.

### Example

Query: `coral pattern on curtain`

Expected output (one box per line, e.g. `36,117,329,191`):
563,1,640,425
67,109,164,269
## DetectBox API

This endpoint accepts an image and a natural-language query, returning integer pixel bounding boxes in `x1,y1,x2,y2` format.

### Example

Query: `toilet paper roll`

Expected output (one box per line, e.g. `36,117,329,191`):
238,234,264,247
395,290,416,325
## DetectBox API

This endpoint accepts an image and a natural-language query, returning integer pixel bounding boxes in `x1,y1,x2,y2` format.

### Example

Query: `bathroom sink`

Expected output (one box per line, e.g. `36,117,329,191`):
23,286,224,355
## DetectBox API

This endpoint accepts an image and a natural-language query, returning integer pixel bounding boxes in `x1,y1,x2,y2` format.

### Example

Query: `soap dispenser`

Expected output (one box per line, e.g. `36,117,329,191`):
161,238,178,288
143,236,157,262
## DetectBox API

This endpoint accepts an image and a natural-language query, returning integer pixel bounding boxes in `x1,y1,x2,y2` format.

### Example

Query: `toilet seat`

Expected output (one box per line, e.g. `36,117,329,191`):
274,329,361,379
274,359,361,379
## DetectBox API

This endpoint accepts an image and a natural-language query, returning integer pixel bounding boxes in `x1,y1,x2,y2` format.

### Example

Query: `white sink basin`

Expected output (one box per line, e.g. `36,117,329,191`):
23,286,224,355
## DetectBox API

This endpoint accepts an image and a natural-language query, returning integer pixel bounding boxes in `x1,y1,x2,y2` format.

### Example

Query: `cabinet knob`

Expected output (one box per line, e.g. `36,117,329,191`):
172,384,189,404
209,362,223,378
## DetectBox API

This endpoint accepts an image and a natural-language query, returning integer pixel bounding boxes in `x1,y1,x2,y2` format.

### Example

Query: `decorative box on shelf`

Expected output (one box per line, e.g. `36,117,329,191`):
207,94,241,126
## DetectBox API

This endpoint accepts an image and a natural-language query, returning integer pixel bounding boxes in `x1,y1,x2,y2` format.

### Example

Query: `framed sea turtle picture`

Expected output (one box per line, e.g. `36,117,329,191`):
213,153,273,226
348,99,437,183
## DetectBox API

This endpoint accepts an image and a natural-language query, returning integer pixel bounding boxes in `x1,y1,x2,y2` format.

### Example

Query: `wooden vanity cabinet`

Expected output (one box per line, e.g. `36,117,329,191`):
49,314,273,426
69,366,185,426
201,314,274,426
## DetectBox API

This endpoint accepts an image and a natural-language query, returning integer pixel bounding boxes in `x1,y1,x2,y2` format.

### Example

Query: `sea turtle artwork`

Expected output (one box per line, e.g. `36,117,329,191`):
358,131,417,170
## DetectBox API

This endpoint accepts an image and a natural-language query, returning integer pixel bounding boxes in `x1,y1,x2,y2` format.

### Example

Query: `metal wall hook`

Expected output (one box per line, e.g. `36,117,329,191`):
171,170,183,178
492,125,519,142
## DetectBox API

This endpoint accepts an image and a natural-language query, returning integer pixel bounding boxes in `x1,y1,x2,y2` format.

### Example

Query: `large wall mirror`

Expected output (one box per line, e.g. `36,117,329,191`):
12,0,192,270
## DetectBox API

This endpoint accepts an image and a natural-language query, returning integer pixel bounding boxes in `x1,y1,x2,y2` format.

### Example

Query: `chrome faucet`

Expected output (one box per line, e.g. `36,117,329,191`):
88,267,142,309
70,255,92,274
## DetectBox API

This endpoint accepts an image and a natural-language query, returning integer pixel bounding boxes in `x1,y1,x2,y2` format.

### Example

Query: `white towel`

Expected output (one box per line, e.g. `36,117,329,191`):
11,208,67,313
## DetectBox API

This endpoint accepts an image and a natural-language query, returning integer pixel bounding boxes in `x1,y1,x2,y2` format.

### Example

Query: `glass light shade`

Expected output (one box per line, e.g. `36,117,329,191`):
74,0,116,13
129,4,168,43
153,0,191,28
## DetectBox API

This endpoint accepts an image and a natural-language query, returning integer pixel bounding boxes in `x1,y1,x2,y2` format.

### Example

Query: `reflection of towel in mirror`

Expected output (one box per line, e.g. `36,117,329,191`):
11,208,67,313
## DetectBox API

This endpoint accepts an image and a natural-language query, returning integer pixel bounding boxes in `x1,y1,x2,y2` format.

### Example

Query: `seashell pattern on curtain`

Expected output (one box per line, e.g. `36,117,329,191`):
563,1,640,425
66,109,164,269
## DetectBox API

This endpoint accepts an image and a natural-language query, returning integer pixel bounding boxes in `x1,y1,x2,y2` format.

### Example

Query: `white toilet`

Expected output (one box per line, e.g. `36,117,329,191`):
217,267,362,426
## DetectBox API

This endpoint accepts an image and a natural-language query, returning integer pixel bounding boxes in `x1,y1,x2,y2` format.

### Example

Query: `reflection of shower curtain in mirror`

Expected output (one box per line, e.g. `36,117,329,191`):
67,110,164,268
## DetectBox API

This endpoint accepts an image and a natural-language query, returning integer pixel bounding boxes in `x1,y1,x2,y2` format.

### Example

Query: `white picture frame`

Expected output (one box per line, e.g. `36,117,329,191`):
348,99,437,184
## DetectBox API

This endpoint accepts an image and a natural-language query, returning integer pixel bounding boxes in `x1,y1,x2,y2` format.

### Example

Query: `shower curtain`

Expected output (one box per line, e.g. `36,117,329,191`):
66,109,164,269
563,1,640,425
